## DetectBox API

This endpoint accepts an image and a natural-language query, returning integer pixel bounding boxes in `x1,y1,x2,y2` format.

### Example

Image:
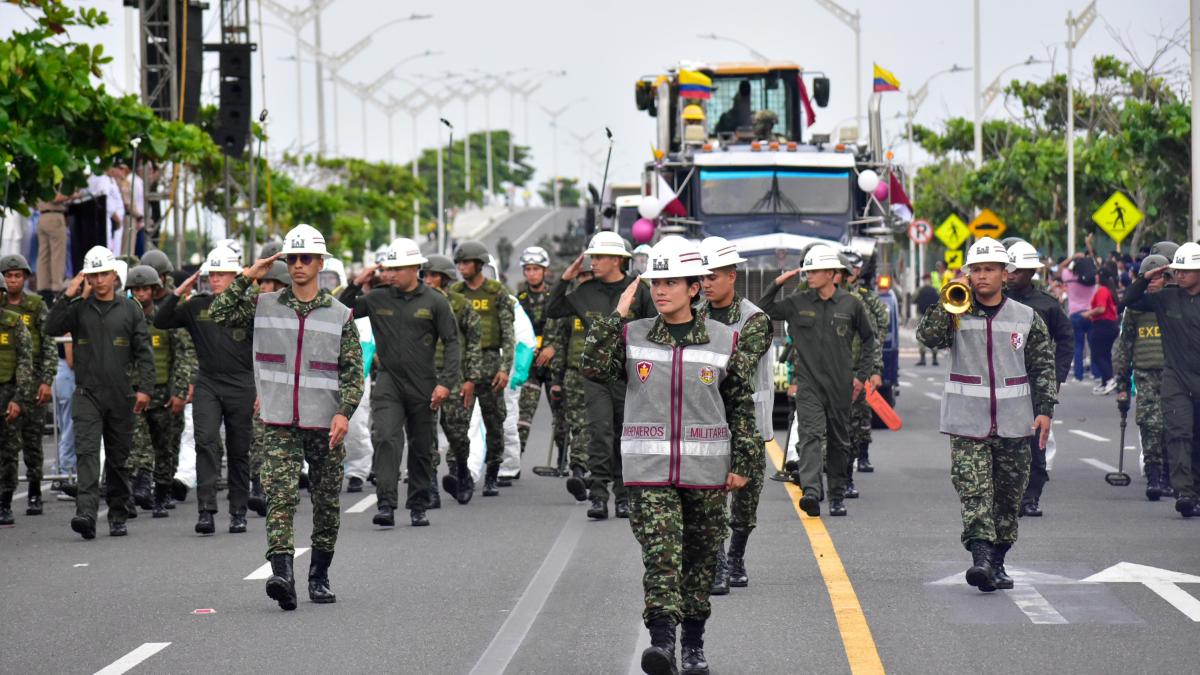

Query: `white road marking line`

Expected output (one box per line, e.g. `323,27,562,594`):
244,548,310,580
1070,429,1111,443
13,490,27,501
510,210,559,249
923,392,942,401
469,514,585,675
898,381,913,388
925,377,936,383
1009,584,1070,624
1080,458,1119,473
345,494,377,513
93,642,171,675
1053,420,1063,425
627,623,652,675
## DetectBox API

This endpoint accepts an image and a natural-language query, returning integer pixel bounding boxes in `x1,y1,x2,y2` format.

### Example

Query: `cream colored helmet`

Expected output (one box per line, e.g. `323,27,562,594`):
584,231,632,258
640,236,710,279
1006,241,1044,270
82,246,118,274
381,237,428,268
699,236,747,269
800,244,844,271
964,237,1009,268
281,224,329,257
205,247,243,273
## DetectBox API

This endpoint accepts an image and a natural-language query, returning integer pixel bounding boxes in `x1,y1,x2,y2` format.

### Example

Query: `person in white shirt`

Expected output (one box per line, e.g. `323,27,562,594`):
85,170,125,253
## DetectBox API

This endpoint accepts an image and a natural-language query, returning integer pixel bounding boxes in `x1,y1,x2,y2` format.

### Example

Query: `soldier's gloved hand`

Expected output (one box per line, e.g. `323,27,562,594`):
167,395,186,415
35,383,51,407
132,392,150,413
328,413,349,448
1116,392,1130,414
430,384,450,410
5,401,20,423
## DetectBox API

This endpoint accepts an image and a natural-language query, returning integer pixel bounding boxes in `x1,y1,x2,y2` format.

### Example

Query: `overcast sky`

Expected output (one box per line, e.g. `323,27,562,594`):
3,0,1190,201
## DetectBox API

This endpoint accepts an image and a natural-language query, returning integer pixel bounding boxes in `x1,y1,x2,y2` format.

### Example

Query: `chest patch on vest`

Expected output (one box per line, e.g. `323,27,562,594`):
232,328,247,342
152,334,163,348
20,314,29,325
0,333,8,345
414,308,432,319
1011,332,1024,351
199,310,210,321
636,360,653,382
113,337,129,347
573,318,584,332
698,366,716,385
472,299,490,311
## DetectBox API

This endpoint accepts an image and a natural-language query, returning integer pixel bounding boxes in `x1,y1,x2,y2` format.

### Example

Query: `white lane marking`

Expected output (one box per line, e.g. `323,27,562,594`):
510,210,559,249
1053,420,1063,425
898,381,913,388
923,392,942,401
13,490,27,501
1080,458,1119,473
627,623,652,675
93,642,171,675
345,494,377,513
1008,584,1070,624
925,377,936,383
900,369,918,378
244,548,310,580
1070,429,1111,442
469,513,585,675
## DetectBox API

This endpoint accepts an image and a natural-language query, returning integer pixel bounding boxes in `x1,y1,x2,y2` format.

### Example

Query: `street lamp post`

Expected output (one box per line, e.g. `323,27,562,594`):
262,0,336,154
539,99,585,210
974,0,983,168
1066,1,1097,254
696,33,770,61
815,0,863,128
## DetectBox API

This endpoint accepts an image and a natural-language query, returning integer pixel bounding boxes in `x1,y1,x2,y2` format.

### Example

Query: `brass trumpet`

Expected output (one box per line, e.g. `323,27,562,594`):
940,280,972,315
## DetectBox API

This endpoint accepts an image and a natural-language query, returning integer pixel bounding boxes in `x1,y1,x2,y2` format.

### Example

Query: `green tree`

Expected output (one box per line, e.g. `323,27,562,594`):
538,177,581,207
414,130,534,220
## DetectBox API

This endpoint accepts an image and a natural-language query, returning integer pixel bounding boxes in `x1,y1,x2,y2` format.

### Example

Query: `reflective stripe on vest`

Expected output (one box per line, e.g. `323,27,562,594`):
252,292,351,429
1130,309,1164,371
940,300,1036,439
149,325,171,386
732,297,775,441
620,318,735,488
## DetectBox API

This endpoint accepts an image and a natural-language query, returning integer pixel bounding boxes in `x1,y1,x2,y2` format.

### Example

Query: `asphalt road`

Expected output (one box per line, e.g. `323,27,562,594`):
4,354,1200,674
421,207,583,283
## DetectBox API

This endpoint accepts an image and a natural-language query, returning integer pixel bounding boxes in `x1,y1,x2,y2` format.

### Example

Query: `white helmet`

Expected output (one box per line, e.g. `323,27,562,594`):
1170,242,1200,270
519,246,551,268
801,244,844,271
82,246,118,274
1007,241,1044,270
381,237,428,268
205,247,243,273
640,235,710,279
320,257,346,291
583,230,632,258
964,237,1009,268
215,237,243,257
113,259,128,289
373,244,391,265
699,236,747,269
633,244,653,256
281,224,329,257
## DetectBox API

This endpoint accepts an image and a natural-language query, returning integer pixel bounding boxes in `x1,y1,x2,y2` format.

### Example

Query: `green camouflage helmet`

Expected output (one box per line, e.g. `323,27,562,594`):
1140,254,1171,276
423,254,458,279
126,264,162,288
452,239,491,264
0,254,32,275
140,249,174,275
262,260,291,286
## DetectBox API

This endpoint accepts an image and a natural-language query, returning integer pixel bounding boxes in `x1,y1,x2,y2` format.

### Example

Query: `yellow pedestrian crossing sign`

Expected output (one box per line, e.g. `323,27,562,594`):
944,249,964,269
935,215,970,250
1092,191,1143,245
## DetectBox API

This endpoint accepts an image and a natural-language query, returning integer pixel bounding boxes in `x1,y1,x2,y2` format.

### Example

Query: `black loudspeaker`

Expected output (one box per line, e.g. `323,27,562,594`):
137,0,202,123
179,1,203,123
213,44,253,156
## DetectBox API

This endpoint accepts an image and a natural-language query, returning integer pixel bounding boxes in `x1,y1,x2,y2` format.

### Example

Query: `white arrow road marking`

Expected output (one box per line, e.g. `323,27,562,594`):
1084,562,1200,621
1080,458,1119,473
345,494,377,513
923,392,942,401
1069,429,1110,442
930,567,1079,624
245,548,309,580
93,642,171,675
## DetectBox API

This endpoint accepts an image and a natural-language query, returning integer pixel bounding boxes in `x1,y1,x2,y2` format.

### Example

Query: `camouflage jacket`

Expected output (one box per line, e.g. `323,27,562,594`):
695,296,774,365
517,282,562,367
852,284,888,375
0,309,35,406
436,286,485,382
210,275,363,419
582,311,762,479
143,302,197,397
9,292,58,388
916,301,1057,418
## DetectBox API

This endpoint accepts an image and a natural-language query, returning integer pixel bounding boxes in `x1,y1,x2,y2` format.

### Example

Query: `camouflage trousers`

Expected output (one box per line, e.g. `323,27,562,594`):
251,417,265,477
563,368,590,469
850,395,873,449
17,401,46,485
128,384,185,486
476,349,508,468
0,383,24,495
950,435,1030,549
728,443,766,532
629,486,728,626
434,385,474,470
261,424,344,559
518,366,567,457
1135,368,1164,468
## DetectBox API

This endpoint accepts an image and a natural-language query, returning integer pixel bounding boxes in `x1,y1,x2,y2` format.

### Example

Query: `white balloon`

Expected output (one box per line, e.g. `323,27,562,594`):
857,169,880,194
638,195,664,219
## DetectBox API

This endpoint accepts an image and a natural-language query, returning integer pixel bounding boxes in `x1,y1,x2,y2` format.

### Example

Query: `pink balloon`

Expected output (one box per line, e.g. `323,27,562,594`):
632,218,656,244
873,181,890,201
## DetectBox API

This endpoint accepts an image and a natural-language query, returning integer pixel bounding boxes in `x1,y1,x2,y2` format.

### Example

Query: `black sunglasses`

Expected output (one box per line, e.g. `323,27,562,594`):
286,254,315,266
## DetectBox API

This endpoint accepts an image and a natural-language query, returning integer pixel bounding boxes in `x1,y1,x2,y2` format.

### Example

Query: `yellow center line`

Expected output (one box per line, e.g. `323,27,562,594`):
766,439,885,674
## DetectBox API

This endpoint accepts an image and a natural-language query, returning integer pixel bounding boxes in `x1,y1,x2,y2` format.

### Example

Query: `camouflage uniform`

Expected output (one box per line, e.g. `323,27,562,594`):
210,276,363,559
561,314,591,469
8,292,56,496
849,284,888,455
0,311,36,519
917,302,1057,547
583,312,761,625
449,278,515,471
1115,307,1165,471
516,283,564,456
128,308,196,489
433,286,484,470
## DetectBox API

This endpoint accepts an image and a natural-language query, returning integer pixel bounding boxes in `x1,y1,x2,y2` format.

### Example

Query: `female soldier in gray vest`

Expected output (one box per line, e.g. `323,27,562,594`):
210,225,363,611
583,236,759,675
917,238,1056,593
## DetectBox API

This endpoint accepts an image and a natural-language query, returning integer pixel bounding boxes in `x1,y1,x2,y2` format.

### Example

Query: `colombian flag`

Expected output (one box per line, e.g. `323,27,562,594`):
873,64,900,92
679,70,712,100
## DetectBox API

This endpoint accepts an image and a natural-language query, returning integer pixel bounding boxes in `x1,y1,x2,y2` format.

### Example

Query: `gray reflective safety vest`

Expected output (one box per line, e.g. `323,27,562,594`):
621,318,736,489
732,297,776,441
252,292,351,429
941,299,1035,439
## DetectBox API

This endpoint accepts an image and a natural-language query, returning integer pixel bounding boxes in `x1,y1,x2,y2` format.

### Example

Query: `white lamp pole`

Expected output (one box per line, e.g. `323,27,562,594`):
815,0,863,126
1066,1,1097,254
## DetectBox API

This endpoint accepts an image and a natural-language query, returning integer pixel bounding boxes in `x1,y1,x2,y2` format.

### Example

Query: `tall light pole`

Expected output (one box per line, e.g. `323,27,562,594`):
355,50,440,159
973,0,983,167
439,118,453,255
1067,1,1097,254
262,0,336,154
979,56,1048,114
815,0,862,127
696,33,770,61
540,99,585,210
506,71,567,202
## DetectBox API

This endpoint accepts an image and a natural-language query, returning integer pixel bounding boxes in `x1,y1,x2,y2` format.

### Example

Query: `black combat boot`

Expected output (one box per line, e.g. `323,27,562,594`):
497,474,513,488
265,553,297,610
614,498,630,518
25,481,42,515
641,618,677,675
566,465,588,502
679,618,709,675
195,511,215,535
373,505,395,527
1146,464,1163,501
1176,497,1198,518
248,476,267,517
410,508,429,527
0,492,13,525
710,546,730,596
308,549,336,603
1019,500,1042,517
931,353,939,366
726,529,750,587
429,486,442,509
126,497,138,519
455,462,474,505
109,520,127,536
798,491,820,517
829,499,847,516
587,496,608,520
346,476,363,493
844,480,859,499
170,478,189,504
442,465,459,496
133,470,153,510
229,508,247,534
991,543,1014,590
482,465,500,497
152,484,168,518
965,540,997,592
298,471,310,489
71,514,96,539
857,444,874,473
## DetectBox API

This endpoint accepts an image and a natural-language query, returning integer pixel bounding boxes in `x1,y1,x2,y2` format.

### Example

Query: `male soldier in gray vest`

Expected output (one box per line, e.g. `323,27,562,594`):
210,224,363,611
697,237,774,595
917,237,1056,592
340,238,459,527
0,254,56,517
449,240,513,497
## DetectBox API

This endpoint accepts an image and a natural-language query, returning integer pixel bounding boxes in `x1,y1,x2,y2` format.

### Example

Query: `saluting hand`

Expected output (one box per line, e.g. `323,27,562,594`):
175,270,200,297
328,413,349,448
353,265,377,288
561,254,585,282
65,272,86,298
430,384,450,410
773,268,802,286
132,392,150,414
615,276,642,318
5,401,20,423
245,253,282,281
